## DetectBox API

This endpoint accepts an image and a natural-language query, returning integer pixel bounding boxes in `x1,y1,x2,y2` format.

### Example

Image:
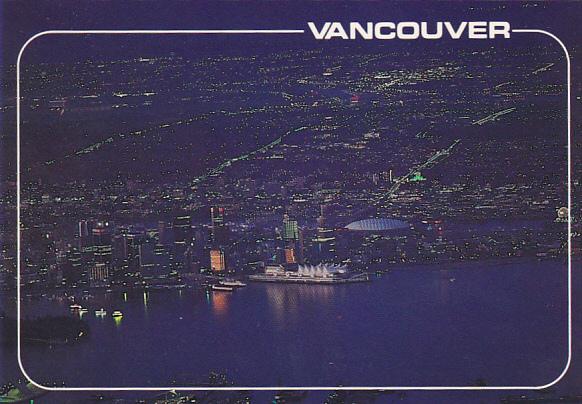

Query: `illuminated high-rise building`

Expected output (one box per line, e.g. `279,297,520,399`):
284,247,296,264
317,204,328,228
124,232,143,273
210,249,225,272
91,222,113,266
173,215,192,247
314,205,336,262
281,214,304,264
79,220,92,237
78,219,94,249
148,242,171,274
184,245,197,274
173,214,192,269
211,207,225,227
61,247,84,286
210,207,229,244
89,262,109,287
283,214,299,241
296,228,305,263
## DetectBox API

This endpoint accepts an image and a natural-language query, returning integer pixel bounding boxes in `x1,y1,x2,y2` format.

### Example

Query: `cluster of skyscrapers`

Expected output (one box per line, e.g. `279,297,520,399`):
29,199,340,290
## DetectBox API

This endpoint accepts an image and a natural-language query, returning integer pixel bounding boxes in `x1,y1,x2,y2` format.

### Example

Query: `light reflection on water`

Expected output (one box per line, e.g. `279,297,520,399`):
264,284,342,326
143,291,149,316
211,291,229,316
11,260,569,387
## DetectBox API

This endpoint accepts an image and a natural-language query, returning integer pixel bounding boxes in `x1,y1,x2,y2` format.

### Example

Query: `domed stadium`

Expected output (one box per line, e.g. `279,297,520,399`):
345,218,409,231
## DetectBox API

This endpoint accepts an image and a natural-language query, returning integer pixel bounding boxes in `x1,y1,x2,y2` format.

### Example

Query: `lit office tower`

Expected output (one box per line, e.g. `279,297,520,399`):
78,220,94,249
283,235,305,265
124,232,143,273
283,214,299,241
184,245,196,274
89,263,109,287
315,205,336,262
173,215,192,267
314,229,336,263
91,222,113,266
174,215,192,246
210,249,225,272
284,247,296,264
211,207,225,226
61,248,84,286
296,229,305,263
152,243,170,274
211,207,228,244
283,215,303,264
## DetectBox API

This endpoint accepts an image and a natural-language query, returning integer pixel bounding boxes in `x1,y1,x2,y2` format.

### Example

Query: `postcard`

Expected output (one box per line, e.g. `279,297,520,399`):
0,1,579,402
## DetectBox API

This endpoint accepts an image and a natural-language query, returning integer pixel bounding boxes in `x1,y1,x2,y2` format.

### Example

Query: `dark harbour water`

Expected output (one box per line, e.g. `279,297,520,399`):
3,259,570,389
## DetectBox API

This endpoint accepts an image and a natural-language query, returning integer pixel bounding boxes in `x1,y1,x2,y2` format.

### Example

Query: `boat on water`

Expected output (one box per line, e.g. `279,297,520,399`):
219,279,247,287
69,303,83,310
111,310,123,318
95,308,107,317
249,263,369,284
211,285,234,292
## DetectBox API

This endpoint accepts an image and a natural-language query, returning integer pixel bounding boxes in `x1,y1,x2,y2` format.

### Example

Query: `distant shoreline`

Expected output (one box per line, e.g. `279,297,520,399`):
0,255,574,302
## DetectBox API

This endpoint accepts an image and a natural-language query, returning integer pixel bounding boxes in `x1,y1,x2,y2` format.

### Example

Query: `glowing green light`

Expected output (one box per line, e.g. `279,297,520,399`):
410,172,426,182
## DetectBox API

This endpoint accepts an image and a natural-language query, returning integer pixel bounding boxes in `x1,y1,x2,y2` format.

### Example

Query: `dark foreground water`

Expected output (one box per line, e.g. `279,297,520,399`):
4,259,569,388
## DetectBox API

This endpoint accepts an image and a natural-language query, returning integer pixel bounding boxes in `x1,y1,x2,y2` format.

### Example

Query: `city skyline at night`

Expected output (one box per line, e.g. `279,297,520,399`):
1,1,581,402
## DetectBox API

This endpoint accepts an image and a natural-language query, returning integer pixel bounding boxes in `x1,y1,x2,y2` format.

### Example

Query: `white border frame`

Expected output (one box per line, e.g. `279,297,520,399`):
15,28,572,392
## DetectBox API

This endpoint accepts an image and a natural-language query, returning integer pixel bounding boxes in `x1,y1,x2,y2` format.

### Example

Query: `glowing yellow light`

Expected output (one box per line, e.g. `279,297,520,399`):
212,293,228,316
